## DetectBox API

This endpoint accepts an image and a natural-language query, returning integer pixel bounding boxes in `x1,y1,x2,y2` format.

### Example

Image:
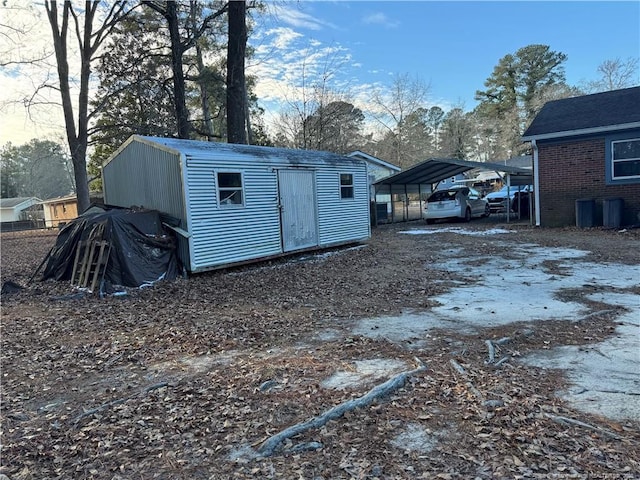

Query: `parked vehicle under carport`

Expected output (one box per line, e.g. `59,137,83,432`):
423,186,490,224
485,185,532,215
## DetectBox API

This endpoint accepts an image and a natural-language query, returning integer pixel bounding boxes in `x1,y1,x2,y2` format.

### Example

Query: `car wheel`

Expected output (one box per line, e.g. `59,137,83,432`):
483,204,490,217
464,208,471,222
426,218,434,225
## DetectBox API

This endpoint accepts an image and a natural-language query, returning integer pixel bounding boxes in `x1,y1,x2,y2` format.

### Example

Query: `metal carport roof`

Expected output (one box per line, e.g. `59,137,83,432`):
374,158,532,187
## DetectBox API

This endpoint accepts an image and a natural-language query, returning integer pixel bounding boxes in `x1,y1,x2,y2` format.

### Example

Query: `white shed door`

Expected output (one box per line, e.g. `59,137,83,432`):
278,169,318,252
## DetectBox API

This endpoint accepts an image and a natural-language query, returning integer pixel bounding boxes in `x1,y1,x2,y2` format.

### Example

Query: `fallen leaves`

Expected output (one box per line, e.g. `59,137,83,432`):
1,225,640,478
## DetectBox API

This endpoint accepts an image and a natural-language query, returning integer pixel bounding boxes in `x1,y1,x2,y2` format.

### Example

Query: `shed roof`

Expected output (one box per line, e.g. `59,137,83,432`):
108,135,366,168
374,158,531,187
522,86,640,141
40,194,77,205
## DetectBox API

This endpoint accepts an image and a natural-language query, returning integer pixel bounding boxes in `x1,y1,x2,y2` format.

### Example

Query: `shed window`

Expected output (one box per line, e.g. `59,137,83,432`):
340,173,354,199
217,172,244,206
612,138,640,180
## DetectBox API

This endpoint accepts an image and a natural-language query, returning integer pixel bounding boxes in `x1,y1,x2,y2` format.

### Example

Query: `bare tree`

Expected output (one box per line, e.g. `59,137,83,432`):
369,73,430,166
1,2,52,68
271,46,352,150
44,0,132,213
584,57,640,93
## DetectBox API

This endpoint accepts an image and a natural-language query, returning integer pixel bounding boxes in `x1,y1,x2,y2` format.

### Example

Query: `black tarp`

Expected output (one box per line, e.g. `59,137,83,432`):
41,205,180,288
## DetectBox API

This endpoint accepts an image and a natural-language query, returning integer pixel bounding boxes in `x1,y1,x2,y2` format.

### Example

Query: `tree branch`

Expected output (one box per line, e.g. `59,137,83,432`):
255,358,426,457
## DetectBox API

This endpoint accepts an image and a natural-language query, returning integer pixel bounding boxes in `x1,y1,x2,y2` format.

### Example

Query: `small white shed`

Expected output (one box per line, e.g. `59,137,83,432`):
102,135,371,273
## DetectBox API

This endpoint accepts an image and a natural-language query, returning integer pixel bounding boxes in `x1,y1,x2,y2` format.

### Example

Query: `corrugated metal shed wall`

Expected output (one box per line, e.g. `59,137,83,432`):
185,155,282,270
104,136,371,273
316,166,370,246
103,140,186,223
103,140,191,268
185,151,370,272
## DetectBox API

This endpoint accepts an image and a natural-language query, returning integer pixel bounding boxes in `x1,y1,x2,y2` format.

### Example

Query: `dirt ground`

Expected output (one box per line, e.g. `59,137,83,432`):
1,219,639,479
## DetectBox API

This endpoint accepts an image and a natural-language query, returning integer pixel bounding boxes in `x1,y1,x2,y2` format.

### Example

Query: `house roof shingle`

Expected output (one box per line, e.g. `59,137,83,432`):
0,197,40,209
522,86,640,140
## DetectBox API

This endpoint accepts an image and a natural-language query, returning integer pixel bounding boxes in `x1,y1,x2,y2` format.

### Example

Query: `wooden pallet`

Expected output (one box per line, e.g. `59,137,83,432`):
71,225,111,293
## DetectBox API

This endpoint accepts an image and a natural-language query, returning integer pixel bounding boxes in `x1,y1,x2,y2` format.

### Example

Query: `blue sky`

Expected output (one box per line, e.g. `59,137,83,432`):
1,1,638,146
249,1,640,115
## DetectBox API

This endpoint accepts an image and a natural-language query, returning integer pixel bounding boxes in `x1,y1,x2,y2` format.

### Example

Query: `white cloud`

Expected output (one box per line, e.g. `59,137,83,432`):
362,12,400,28
0,70,67,146
260,27,303,51
248,19,354,107
267,3,337,31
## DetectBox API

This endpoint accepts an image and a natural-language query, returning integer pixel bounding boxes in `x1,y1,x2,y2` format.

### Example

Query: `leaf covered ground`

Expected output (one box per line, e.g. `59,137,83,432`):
1,222,639,479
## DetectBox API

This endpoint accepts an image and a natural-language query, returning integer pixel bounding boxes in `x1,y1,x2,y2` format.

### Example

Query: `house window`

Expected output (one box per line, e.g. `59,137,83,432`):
340,173,354,199
612,138,640,180
217,172,244,206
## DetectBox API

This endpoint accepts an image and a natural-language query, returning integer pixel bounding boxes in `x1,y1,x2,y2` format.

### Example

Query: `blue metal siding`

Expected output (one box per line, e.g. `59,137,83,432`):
316,165,371,246
104,136,371,273
185,156,282,271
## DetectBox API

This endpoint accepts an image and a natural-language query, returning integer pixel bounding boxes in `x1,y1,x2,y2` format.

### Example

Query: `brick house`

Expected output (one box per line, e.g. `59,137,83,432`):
522,86,640,227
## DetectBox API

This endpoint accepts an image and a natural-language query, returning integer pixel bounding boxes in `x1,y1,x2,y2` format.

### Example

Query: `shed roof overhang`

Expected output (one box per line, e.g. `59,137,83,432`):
373,158,532,187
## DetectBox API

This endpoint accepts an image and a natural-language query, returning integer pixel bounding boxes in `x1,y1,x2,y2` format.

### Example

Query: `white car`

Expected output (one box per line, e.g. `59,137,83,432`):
423,186,490,224
485,185,532,214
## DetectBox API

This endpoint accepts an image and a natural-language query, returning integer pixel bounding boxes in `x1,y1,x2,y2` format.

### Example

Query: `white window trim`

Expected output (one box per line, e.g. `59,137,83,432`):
216,170,245,208
611,137,640,181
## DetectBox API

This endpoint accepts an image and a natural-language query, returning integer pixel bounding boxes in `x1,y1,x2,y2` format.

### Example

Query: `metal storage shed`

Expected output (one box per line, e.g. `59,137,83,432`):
102,135,371,273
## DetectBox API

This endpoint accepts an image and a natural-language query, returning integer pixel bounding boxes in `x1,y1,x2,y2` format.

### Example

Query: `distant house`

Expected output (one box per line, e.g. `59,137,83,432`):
0,197,42,223
522,87,640,227
41,194,79,228
437,173,468,190
464,156,533,194
347,150,401,198
348,150,401,224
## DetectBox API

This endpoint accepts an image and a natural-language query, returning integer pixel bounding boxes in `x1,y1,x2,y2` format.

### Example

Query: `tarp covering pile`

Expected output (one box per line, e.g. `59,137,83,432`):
41,205,180,289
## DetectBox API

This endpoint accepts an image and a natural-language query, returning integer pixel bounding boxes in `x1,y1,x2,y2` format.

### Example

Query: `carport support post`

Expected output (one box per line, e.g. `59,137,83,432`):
389,185,396,223
506,175,511,224
404,184,409,221
372,185,378,227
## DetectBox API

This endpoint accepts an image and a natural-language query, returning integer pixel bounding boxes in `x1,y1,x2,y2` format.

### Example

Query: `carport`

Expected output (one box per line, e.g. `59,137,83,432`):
373,158,533,224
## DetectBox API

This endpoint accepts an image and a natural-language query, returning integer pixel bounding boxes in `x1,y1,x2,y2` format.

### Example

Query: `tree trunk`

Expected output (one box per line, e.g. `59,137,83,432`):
196,42,215,140
45,0,129,213
46,0,90,213
165,1,190,139
243,78,253,144
226,0,247,144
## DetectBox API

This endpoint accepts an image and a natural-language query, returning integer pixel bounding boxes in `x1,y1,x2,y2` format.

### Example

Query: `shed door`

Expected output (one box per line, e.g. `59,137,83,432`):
278,169,318,252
